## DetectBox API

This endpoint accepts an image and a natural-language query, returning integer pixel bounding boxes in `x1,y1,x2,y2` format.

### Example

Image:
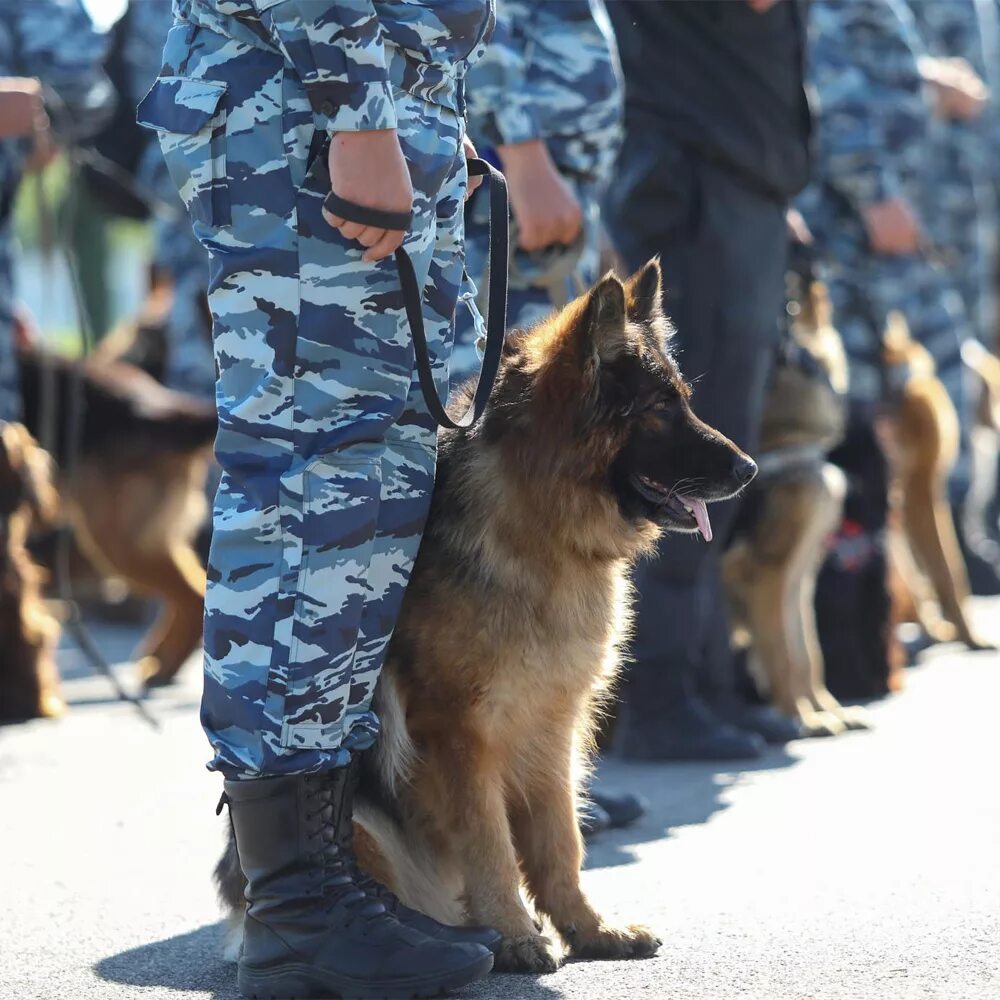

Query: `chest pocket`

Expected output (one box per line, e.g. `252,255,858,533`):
137,76,230,228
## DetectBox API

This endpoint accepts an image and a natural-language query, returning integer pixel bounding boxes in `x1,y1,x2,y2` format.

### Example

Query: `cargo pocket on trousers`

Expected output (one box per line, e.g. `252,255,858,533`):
276,454,381,751
137,76,231,227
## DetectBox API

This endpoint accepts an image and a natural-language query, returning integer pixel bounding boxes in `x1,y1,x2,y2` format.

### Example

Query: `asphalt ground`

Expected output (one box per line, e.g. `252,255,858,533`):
3,602,999,1000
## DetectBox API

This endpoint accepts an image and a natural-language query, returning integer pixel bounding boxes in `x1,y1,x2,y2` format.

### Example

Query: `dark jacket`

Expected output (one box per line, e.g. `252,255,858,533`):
607,0,811,201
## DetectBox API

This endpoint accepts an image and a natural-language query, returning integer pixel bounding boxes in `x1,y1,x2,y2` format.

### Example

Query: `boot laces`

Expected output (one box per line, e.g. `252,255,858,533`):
303,775,396,934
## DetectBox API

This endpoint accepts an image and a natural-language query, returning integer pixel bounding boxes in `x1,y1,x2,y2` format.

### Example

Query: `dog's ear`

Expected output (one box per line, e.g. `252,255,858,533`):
882,310,913,361
624,258,664,323
582,272,627,365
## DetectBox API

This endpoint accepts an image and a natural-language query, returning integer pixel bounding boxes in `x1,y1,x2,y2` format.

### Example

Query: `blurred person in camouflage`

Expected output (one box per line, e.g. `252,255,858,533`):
137,1,500,996
798,0,983,605
908,0,1000,591
123,0,216,398
450,0,622,383
801,0,976,472
0,0,112,423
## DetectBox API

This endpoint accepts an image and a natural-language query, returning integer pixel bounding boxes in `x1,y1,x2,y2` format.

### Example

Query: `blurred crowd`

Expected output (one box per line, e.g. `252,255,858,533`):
2,0,1000,782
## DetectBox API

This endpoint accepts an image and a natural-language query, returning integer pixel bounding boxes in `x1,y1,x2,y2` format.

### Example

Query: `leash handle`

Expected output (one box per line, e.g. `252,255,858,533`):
323,191,413,232
323,157,508,430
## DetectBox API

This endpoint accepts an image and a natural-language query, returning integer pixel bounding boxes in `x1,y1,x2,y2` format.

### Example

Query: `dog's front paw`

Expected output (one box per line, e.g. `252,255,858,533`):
834,705,872,731
567,922,662,961
136,655,176,689
798,711,845,738
963,634,997,653
494,933,560,974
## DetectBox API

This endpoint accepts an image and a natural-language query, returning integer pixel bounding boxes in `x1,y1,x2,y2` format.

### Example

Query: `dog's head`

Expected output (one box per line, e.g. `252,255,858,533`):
883,310,936,381
480,259,756,549
760,278,848,454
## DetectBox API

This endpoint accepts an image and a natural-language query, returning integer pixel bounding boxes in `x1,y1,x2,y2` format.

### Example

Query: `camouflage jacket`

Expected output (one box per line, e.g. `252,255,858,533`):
172,0,495,129
908,0,997,80
807,0,929,210
0,0,111,219
464,0,622,183
907,0,1000,162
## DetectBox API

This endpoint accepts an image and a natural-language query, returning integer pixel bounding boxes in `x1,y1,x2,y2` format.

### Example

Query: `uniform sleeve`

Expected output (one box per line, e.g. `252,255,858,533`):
808,0,923,209
466,0,540,146
122,0,175,108
14,0,113,125
252,0,397,133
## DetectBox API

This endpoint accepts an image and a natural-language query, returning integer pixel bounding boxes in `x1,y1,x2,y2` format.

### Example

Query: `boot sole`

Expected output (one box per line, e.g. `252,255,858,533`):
237,951,493,999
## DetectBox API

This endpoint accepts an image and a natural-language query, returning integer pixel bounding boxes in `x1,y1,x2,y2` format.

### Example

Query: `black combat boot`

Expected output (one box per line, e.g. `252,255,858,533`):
355,874,502,954
225,768,493,999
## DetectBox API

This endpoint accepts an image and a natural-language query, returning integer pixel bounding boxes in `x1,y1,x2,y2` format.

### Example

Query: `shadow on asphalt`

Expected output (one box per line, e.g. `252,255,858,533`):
95,924,567,1000
95,923,240,998
586,746,800,870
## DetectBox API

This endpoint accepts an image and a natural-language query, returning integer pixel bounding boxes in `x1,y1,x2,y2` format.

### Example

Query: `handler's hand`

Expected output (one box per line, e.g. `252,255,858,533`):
497,138,582,252
323,129,414,262
862,197,922,255
463,135,482,201
921,56,988,121
0,77,48,140
786,206,812,245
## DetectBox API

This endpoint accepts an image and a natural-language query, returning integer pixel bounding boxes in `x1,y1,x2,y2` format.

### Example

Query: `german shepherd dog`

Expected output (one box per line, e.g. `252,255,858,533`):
217,260,756,972
0,422,63,722
881,315,993,652
17,349,217,687
724,279,870,737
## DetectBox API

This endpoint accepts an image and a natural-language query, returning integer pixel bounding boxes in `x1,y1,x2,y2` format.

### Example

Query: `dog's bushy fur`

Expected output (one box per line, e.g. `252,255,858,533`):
217,261,753,972
0,422,63,723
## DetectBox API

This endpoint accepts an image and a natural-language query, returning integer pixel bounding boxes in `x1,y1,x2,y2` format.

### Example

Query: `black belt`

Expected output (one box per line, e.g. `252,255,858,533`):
323,157,508,430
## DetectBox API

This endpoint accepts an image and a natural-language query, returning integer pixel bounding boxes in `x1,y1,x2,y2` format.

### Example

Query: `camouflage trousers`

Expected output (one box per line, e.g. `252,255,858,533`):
804,199,973,498
0,230,20,422
142,26,470,778
450,173,601,385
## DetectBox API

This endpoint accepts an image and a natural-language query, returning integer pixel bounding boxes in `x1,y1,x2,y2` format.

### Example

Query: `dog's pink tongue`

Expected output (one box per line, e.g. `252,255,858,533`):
681,496,713,543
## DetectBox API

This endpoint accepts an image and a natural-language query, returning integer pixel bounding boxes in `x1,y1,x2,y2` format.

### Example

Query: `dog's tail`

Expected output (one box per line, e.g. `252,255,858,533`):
353,672,466,925
215,818,248,963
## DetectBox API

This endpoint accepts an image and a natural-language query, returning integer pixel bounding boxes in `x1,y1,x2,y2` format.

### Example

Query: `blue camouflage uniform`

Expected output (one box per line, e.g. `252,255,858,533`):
799,0,974,494
124,0,216,398
908,0,1000,348
0,0,110,422
139,0,493,779
451,0,621,384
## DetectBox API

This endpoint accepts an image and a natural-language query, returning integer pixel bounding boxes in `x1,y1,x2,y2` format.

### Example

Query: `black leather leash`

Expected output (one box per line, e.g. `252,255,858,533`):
324,157,508,430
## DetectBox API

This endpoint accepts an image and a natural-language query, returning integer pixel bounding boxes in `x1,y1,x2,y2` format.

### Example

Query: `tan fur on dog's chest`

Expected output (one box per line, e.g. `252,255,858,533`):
398,555,628,755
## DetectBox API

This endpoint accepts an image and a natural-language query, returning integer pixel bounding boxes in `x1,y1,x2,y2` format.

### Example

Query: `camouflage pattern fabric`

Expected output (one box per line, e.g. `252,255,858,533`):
451,0,622,383
0,0,110,421
139,1,491,779
800,0,973,494
126,0,216,398
909,0,999,347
